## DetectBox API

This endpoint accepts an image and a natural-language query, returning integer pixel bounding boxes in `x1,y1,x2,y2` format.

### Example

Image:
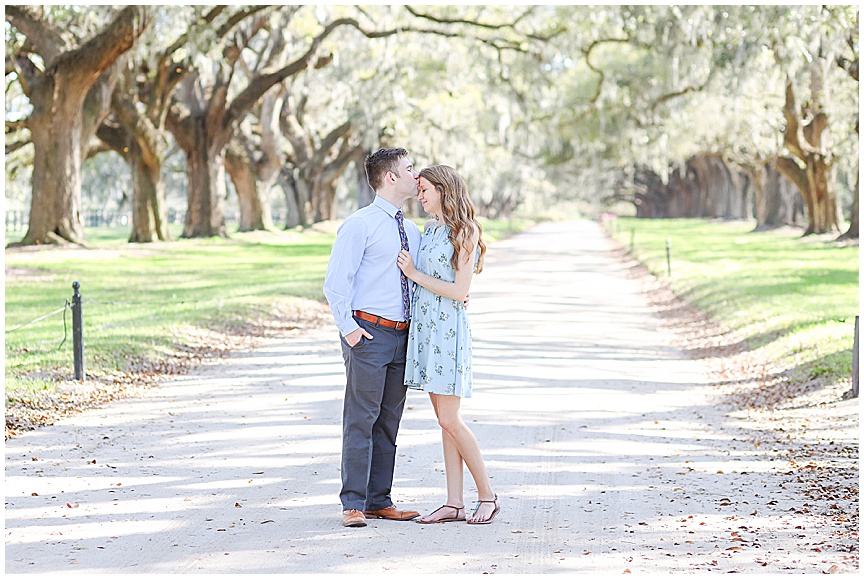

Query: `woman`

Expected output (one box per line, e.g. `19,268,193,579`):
396,165,500,525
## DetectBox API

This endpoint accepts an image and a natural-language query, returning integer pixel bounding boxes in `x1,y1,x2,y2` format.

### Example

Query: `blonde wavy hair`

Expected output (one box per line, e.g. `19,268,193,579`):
419,165,486,274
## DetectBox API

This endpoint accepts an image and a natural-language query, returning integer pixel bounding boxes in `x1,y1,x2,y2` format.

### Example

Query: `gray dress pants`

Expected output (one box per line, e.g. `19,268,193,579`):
339,317,408,511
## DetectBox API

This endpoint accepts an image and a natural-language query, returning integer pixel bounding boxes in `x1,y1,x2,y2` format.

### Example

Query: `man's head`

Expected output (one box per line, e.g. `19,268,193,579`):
365,148,418,201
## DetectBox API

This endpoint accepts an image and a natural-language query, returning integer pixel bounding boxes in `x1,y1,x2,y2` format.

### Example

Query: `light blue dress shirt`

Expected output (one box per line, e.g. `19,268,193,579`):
324,196,422,336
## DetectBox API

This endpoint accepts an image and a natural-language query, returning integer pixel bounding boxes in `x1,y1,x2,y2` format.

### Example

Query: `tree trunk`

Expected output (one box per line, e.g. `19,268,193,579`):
183,118,228,238
775,154,840,235
308,170,327,222
726,163,750,220
96,101,170,243
7,6,148,247
278,167,307,229
838,175,859,240
687,155,743,219
777,68,841,235
321,182,338,221
224,140,274,232
22,94,87,245
752,163,804,230
128,141,169,242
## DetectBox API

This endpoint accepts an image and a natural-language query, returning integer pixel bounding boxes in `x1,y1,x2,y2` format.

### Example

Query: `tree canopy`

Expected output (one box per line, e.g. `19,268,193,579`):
5,5,859,244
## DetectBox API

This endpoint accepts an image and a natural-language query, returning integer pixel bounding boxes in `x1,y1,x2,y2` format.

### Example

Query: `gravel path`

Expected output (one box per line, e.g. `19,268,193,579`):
4,220,857,574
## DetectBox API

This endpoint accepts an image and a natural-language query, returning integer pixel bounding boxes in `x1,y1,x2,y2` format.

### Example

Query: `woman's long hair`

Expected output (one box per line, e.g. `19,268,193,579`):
419,165,486,273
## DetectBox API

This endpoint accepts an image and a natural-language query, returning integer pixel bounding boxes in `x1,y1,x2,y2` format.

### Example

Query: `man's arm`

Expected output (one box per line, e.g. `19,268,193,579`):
323,218,366,337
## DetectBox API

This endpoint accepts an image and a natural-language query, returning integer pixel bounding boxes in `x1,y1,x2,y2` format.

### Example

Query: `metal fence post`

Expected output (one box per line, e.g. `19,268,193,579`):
853,315,859,398
666,238,672,276
72,281,84,381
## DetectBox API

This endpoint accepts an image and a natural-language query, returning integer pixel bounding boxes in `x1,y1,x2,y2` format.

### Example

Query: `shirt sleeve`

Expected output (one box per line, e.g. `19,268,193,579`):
323,216,366,336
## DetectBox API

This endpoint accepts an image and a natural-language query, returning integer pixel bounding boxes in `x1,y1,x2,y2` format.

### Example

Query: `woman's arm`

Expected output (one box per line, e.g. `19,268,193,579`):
397,228,479,302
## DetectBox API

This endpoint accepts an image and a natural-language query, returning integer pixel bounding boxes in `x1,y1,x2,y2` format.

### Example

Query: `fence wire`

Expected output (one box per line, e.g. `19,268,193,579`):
5,301,70,334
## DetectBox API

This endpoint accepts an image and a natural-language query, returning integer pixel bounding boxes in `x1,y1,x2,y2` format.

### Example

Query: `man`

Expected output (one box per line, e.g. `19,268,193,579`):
323,148,422,528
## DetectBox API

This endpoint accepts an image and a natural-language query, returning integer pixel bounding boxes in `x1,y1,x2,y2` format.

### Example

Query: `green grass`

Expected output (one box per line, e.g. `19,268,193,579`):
5,226,336,392
5,218,533,393
608,217,859,387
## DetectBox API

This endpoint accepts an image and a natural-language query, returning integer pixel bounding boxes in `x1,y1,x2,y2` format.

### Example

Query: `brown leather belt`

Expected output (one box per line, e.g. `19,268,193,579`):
353,310,409,330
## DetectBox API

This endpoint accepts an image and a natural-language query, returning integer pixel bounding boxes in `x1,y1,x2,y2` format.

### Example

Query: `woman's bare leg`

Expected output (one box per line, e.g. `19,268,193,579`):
430,393,496,522
419,393,465,523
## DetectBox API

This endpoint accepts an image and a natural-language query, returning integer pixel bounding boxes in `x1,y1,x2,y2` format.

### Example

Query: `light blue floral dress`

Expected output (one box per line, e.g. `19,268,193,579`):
405,224,476,398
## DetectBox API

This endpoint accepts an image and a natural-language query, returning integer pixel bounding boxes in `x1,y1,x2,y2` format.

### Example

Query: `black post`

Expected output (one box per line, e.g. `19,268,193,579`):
852,315,859,398
666,238,672,276
72,281,84,381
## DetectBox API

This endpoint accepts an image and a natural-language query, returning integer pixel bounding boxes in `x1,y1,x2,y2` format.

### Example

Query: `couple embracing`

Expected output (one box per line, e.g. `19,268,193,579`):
323,148,500,528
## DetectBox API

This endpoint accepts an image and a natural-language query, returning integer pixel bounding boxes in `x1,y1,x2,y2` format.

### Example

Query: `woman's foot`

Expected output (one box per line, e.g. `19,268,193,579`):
417,504,466,524
467,495,500,524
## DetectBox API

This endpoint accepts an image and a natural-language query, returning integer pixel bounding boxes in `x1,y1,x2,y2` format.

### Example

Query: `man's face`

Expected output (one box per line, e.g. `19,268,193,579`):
391,157,419,198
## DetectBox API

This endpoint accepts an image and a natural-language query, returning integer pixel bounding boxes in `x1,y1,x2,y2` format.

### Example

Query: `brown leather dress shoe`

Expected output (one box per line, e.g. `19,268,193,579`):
342,509,367,527
364,505,420,521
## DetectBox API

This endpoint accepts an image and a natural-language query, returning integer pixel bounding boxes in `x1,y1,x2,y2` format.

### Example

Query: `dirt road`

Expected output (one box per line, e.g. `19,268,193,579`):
4,220,857,574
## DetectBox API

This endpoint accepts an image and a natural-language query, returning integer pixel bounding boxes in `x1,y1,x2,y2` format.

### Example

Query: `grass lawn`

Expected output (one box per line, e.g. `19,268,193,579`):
607,217,859,389
4,217,533,394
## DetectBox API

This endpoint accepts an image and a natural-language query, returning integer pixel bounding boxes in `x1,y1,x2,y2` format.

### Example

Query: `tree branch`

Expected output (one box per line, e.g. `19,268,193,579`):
225,17,359,130
5,119,29,134
4,5,65,64
95,122,129,158
5,139,31,156
161,6,227,58
582,38,632,105
837,55,859,82
216,6,273,39
55,6,150,93
404,5,528,31
85,138,114,160
316,121,353,163
650,66,716,113
774,156,809,196
12,54,41,97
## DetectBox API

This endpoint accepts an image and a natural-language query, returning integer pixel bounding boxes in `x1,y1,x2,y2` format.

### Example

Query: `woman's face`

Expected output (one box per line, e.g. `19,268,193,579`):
417,176,442,216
